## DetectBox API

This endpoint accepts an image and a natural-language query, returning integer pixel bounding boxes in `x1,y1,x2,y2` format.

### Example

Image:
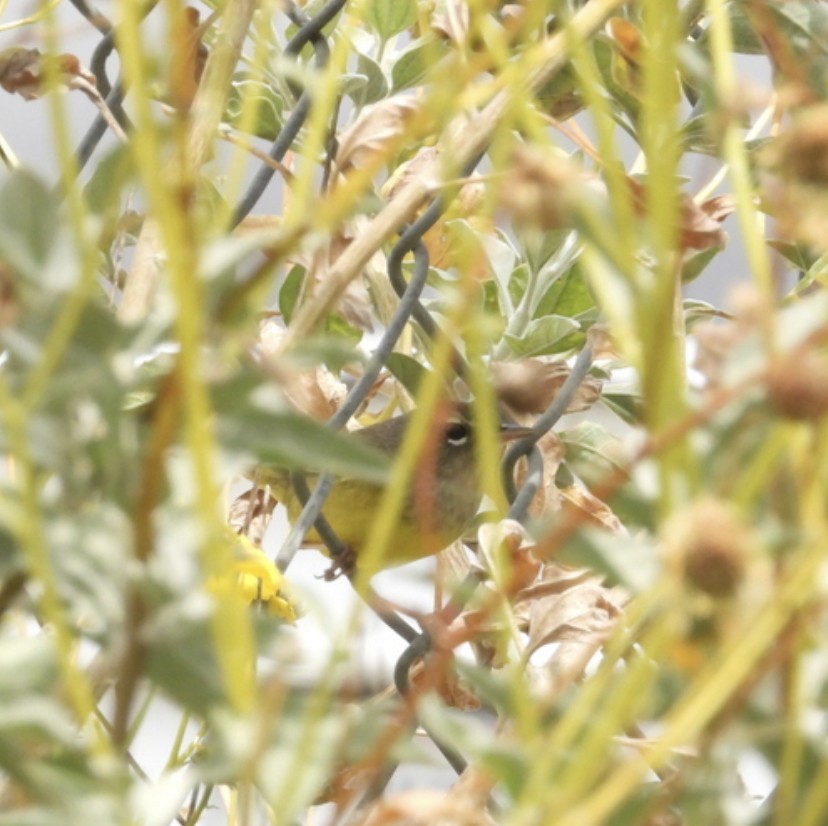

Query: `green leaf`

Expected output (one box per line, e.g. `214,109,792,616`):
46,506,130,634
768,239,818,272
83,144,134,215
593,35,640,123
279,265,305,324
226,75,285,141
697,5,764,54
681,112,719,156
338,72,370,97
352,52,388,105
200,696,351,815
146,598,235,716
385,351,429,397
392,38,449,91
535,261,595,319
286,334,364,372
683,299,730,328
0,637,57,699
680,246,722,284
0,169,59,281
503,315,580,357
325,312,363,347
366,0,417,39
560,421,626,483
518,228,569,276
508,262,529,310
215,396,390,482
600,386,643,426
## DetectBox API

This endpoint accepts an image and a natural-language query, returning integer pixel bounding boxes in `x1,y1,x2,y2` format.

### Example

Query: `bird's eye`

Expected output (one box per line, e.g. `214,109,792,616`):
445,422,470,445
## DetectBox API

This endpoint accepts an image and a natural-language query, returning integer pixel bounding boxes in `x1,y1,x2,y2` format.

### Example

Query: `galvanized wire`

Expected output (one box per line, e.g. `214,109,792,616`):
274,240,433,573
502,343,594,517
232,0,348,223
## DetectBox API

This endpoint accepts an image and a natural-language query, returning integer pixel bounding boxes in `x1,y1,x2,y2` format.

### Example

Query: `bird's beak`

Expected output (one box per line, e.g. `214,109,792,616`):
498,422,536,443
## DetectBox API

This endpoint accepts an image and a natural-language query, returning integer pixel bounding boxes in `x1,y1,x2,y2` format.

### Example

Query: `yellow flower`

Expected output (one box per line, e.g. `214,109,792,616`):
218,531,299,622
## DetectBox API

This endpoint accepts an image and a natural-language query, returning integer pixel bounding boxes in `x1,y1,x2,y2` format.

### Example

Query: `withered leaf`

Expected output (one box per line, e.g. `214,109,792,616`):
607,17,643,67
627,179,732,253
363,790,495,826
477,520,541,592
499,144,606,231
492,358,602,415
335,95,422,172
0,46,96,100
560,484,626,534
512,431,564,520
515,562,626,657
259,319,348,418
432,0,470,48
306,227,376,330
0,262,18,327
586,323,621,360
228,488,279,544
169,6,210,110
409,660,481,711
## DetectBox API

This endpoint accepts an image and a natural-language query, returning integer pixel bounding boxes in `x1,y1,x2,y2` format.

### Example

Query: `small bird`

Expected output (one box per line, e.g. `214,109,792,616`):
260,405,533,575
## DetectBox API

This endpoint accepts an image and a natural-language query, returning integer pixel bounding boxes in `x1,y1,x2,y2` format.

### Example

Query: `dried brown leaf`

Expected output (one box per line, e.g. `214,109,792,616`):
382,147,487,269
363,790,495,826
0,46,96,100
335,96,422,172
228,488,279,544
317,711,407,806
514,562,626,698
287,225,378,330
513,431,564,520
259,319,348,419
0,262,18,327
627,179,731,253
409,659,481,711
560,484,626,534
586,323,621,360
432,0,470,48
492,358,602,415
477,520,542,592
678,193,731,252
169,6,209,110
309,233,374,330
607,17,643,66
524,636,603,702
381,145,442,203
499,145,606,231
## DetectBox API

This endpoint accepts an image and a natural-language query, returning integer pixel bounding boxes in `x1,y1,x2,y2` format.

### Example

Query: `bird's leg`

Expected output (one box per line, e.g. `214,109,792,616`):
318,546,357,581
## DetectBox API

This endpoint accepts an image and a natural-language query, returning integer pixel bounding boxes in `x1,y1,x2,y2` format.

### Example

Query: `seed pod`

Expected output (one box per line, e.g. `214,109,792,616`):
767,349,828,421
669,499,750,599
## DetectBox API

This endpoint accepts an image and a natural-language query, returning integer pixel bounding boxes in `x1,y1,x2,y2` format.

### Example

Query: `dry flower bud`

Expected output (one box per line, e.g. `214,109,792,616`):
668,499,750,598
767,103,828,186
767,348,828,421
499,145,605,231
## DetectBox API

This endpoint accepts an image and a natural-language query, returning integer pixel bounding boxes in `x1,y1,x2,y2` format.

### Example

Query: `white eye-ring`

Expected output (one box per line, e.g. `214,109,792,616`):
445,421,470,446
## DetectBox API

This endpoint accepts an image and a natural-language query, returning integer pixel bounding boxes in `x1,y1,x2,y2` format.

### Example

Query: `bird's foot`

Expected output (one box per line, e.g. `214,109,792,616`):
318,547,357,581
